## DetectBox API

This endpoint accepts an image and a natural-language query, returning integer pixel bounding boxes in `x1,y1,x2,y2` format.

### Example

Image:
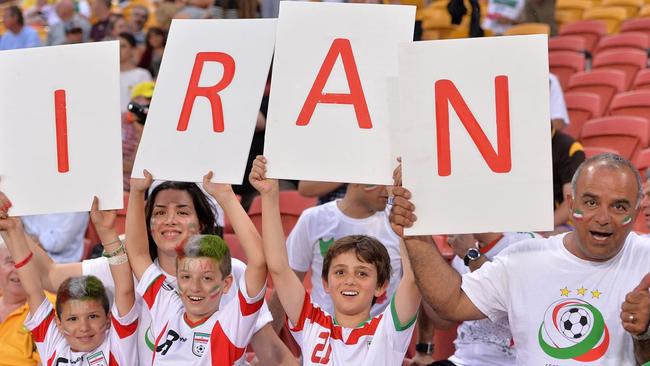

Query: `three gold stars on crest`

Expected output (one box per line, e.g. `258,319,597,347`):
560,286,602,299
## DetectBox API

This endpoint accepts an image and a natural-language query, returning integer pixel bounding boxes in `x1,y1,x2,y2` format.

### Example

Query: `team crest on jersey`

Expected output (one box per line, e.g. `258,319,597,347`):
192,332,210,357
86,350,107,366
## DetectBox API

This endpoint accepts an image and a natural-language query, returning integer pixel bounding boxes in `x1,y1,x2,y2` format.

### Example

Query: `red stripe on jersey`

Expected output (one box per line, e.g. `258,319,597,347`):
209,321,245,366
341,316,382,345
143,275,166,309
289,292,328,332
109,352,118,366
152,323,169,366
111,314,139,339
238,290,264,316
32,308,55,342
47,351,57,366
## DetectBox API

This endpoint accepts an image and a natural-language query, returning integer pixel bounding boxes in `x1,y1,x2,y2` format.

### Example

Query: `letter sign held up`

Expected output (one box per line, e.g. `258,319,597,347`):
177,52,236,133
54,89,69,173
296,38,372,129
435,75,512,177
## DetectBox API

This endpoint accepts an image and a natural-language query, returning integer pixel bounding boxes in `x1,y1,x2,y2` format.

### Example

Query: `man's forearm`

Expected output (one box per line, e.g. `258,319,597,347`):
635,339,650,364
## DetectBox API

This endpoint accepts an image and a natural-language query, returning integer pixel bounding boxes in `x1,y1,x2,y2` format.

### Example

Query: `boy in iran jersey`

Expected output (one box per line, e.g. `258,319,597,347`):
25,299,139,366
137,262,265,366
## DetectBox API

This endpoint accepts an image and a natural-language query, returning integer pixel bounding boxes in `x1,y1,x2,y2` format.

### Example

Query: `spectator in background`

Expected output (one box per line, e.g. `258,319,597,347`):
522,0,557,35
128,4,149,45
0,5,41,50
47,0,91,45
482,0,525,35
90,0,113,41
123,81,153,192
23,0,58,27
21,212,89,263
62,24,84,44
119,32,152,112
137,27,165,78
105,14,129,40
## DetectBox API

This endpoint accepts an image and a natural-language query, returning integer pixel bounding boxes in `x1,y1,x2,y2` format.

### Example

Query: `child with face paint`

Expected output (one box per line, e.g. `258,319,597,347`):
126,170,268,365
0,194,139,366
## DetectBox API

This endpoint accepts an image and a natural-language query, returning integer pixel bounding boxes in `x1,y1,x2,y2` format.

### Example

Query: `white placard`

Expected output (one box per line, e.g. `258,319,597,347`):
0,42,123,216
264,2,415,184
133,19,277,183
399,35,554,235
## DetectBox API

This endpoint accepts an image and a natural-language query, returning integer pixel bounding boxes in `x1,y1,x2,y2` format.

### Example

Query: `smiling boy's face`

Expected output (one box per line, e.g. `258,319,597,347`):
176,257,233,322
55,299,109,352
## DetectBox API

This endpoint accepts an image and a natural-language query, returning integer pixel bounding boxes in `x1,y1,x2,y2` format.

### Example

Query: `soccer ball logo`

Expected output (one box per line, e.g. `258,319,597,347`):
560,307,591,340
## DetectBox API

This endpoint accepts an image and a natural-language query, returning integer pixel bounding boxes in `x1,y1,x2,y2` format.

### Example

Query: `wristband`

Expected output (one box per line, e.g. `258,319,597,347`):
415,342,434,355
102,238,122,247
106,253,128,266
102,243,126,258
14,251,33,269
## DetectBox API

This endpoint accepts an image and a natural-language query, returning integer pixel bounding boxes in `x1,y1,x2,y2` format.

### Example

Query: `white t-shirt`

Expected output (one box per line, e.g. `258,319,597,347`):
289,292,416,365
25,298,139,366
287,200,402,317
82,256,272,366
462,232,650,365
120,67,152,112
136,264,265,365
550,73,570,125
449,232,538,366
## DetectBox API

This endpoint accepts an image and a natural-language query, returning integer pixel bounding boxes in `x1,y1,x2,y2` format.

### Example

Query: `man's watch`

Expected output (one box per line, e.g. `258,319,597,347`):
463,247,481,266
415,342,434,355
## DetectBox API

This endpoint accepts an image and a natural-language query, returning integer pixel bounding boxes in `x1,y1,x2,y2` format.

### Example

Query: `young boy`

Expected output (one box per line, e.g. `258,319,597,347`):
249,156,421,364
126,171,268,365
0,195,139,366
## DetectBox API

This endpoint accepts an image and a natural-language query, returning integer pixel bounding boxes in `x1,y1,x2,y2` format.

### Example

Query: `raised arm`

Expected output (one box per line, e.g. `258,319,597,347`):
0,194,45,311
249,156,305,325
392,238,421,326
90,197,134,316
26,232,82,293
202,171,266,297
125,170,154,280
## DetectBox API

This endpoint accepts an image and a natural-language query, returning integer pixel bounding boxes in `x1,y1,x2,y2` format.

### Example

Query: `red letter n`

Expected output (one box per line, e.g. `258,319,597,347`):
296,38,372,129
435,76,512,177
177,52,235,133
54,89,69,173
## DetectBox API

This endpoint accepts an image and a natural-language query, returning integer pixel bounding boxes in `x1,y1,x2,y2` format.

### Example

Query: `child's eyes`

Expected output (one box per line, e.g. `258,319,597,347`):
203,276,213,281
67,317,77,321
334,270,344,276
357,272,368,277
180,275,190,280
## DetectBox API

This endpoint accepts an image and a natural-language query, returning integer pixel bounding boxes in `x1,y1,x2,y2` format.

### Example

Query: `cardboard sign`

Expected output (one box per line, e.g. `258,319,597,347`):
0,42,123,216
133,19,277,183
398,35,554,235
264,2,415,184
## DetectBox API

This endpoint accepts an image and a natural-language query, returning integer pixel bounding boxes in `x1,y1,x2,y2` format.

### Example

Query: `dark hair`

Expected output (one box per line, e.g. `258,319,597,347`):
176,234,232,277
55,276,109,319
6,5,24,26
321,235,392,304
145,182,222,261
118,31,136,48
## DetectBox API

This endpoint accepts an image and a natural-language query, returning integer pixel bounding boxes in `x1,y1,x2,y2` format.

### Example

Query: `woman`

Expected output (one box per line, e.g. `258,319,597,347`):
137,27,166,78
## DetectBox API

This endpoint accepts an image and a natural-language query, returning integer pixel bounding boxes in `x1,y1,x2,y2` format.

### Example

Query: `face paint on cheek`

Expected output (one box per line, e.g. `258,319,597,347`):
188,222,198,234
573,209,584,220
622,215,633,226
208,284,221,299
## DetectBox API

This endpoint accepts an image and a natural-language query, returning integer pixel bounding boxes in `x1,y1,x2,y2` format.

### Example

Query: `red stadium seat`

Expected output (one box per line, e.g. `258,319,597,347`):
549,51,586,90
248,190,317,236
222,232,246,262
559,20,608,54
548,35,588,54
594,32,650,56
632,69,650,91
566,70,626,116
563,92,602,139
608,91,650,133
634,147,650,176
591,49,648,90
583,146,621,158
581,116,650,160
620,18,650,34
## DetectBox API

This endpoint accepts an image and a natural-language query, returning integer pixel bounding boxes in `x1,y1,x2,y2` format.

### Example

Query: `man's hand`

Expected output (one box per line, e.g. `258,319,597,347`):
89,196,117,237
202,171,235,202
448,234,477,259
389,187,416,237
130,169,154,194
621,273,650,336
249,155,279,195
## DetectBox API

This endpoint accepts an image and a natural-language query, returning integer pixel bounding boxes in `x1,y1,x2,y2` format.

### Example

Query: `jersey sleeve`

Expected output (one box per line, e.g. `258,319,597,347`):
136,263,180,333
460,255,510,322
24,298,65,364
288,292,329,347
286,212,314,273
380,294,417,352
108,301,140,366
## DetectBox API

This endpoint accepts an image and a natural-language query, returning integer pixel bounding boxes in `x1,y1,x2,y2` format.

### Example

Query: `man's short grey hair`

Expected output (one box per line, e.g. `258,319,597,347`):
571,153,643,205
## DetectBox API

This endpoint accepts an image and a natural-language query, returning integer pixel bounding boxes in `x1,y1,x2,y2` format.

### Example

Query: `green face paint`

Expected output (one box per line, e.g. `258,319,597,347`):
572,210,584,220
209,284,221,299
621,216,632,226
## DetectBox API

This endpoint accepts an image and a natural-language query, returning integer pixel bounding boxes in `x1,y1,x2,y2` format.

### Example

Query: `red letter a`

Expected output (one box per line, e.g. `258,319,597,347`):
296,38,372,129
435,76,512,177
178,52,235,133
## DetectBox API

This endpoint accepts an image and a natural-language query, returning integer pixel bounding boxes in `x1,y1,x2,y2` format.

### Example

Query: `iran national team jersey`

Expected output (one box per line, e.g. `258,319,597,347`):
82,257,273,366
24,298,139,366
289,292,416,365
136,263,265,366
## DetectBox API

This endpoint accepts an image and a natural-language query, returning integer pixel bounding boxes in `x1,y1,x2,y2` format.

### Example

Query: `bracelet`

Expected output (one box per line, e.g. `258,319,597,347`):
102,238,122,247
106,253,128,266
14,252,33,269
415,342,434,355
102,244,126,258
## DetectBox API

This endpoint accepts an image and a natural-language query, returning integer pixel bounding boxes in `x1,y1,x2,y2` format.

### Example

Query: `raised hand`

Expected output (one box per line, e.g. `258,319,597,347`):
249,155,278,195
621,273,650,336
202,171,235,203
130,169,154,194
389,187,416,237
89,196,117,237
0,188,20,231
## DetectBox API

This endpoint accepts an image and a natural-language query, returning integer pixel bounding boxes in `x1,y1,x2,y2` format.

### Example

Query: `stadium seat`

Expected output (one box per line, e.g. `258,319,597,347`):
503,22,551,35
594,32,650,56
555,0,593,28
608,91,650,130
566,69,626,115
559,20,607,54
582,7,628,33
580,116,650,160
620,17,650,33
641,3,650,16
563,91,602,139
222,232,246,262
549,51,587,90
591,49,648,90
602,0,644,17
632,69,650,91
634,147,650,173
583,146,621,158
548,35,588,54
248,190,317,236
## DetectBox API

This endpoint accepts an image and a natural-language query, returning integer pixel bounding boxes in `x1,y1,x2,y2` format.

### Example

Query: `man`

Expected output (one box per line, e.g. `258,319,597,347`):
0,6,41,51
391,153,650,364
128,5,149,45
118,32,152,112
123,81,153,192
47,0,91,46
89,0,112,41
